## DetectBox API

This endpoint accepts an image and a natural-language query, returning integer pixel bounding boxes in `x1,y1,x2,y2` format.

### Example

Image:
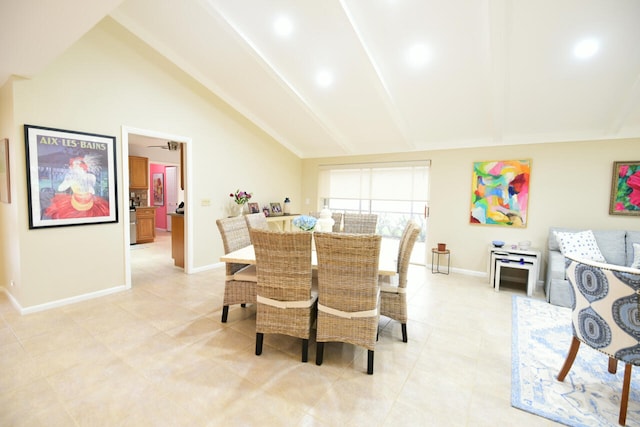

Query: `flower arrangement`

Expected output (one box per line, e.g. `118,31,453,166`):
230,189,252,205
292,215,317,231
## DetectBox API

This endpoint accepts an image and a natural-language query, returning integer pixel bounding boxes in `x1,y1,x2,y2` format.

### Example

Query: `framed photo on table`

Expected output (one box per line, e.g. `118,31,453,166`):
248,202,260,214
609,160,640,216
270,202,283,216
24,124,118,229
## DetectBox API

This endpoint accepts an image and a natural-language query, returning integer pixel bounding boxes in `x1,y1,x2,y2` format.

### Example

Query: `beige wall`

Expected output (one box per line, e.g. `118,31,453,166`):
302,139,640,275
1,18,301,310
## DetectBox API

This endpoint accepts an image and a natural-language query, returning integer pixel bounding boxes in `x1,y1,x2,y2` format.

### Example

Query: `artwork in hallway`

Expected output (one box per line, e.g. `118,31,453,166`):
470,159,530,227
153,172,164,206
24,124,118,229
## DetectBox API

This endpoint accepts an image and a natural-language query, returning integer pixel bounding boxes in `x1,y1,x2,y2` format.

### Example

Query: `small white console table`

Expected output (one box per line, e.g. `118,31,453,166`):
488,246,541,296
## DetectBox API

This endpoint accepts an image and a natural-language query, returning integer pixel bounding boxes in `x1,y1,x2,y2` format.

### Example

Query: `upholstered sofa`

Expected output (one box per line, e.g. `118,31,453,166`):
545,227,640,307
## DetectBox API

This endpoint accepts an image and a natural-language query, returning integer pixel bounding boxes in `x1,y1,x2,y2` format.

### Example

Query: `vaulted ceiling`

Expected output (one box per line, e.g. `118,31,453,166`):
2,0,639,158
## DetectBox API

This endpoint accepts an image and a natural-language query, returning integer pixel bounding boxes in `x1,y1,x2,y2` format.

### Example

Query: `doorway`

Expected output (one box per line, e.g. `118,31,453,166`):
122,126,191,288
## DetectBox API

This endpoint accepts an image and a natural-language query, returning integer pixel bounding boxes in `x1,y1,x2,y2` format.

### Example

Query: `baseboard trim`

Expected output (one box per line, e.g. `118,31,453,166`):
2,285,129,315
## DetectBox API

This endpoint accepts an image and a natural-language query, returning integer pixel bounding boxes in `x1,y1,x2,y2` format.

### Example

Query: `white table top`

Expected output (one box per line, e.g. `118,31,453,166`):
220,240,398,277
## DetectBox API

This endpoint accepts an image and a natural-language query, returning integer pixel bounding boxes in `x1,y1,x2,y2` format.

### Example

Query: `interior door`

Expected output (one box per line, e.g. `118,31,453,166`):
165,166,178,231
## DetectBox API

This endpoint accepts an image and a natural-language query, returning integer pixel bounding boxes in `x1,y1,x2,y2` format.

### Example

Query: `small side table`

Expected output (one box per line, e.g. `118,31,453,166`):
431,248,450,274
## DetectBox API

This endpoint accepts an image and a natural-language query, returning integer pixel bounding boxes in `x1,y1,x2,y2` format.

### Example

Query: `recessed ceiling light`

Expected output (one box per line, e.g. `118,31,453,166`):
573,38,599,59
315,70,334,88
273,16,293,37
406,43,431,68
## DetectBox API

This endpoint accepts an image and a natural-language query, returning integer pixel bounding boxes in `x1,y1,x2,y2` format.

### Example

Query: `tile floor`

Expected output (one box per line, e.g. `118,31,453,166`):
0,231,558,426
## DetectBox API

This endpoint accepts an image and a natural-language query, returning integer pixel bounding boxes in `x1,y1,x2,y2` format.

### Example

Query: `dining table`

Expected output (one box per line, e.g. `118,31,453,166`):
220,238,399,277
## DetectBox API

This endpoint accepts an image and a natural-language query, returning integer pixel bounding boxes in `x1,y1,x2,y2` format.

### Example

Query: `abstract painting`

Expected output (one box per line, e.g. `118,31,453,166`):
609,160,640,216
470,159,530,227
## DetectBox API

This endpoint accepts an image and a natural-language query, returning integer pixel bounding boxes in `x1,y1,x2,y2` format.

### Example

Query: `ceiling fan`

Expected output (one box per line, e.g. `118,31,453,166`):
147,141,180,151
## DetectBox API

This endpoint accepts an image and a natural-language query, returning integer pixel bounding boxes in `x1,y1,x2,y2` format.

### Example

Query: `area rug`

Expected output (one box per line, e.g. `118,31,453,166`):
511,295,640,426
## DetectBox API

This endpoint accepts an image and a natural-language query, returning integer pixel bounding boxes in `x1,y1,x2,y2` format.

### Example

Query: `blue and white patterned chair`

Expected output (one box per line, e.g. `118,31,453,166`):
557,255,640,425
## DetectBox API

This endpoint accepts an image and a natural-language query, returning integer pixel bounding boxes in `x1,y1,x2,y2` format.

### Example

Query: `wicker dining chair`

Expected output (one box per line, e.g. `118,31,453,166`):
342,213,378,234
314,232,381,374
379,220,420,342
309,211,343,232
245,213,269,241
215,216,256,323
251,229,317,362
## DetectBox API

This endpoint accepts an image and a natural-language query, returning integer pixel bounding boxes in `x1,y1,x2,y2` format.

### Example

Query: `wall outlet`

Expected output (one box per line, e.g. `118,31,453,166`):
305,198,310,205
10,280,15,287
201,199,211,206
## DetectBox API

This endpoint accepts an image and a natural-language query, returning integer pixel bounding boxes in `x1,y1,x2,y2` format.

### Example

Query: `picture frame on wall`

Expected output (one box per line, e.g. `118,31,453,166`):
609,160,640,216
153,172,164,206
470,159,531,227
270,202,283,216
24,124,118,229
248,202,260,214
0,138,10,203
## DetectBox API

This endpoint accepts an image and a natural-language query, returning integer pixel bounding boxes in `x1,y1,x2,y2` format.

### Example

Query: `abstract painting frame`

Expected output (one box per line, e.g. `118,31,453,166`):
24,124,118,229
609,160,640,216
470,159,531,227
0,138,10,203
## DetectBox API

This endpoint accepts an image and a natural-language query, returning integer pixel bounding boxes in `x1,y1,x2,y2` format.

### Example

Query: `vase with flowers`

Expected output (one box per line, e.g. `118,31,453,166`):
229,189,252,216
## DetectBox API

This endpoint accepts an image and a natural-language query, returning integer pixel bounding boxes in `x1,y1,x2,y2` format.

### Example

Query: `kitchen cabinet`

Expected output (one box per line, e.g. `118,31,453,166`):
136,207,156,243
129,156,148,189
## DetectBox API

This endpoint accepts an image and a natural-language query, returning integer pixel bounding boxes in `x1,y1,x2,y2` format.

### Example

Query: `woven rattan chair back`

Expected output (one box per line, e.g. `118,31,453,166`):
314,232,381,374
216,216,256,322
251,229,316,362
342,213,378,234
245,213,269,232
380,220,420,342
309,211,343,232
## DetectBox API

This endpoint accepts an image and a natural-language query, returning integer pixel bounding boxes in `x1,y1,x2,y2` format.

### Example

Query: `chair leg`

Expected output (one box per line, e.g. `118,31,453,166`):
255,333,263,356
221,305,229,323
557,336,580,381
316,342,324,366
620,363,632,426
401,323,407,343
241,303,246,307
609,357,617,374
301,339,309,363
367,350,374,375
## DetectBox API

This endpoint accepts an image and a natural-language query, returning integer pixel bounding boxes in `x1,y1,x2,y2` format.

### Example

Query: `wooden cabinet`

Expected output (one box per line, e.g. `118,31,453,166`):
129,156,148,189
136,207,156,243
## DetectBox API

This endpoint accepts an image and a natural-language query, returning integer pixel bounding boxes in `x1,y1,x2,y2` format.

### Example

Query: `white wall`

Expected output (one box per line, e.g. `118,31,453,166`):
1,17,301,310
302,138,640,276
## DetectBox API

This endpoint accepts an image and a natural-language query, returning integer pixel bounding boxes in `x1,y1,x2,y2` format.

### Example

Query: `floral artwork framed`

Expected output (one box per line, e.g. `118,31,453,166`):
609,161,640,216
153,173,164,206
24,124,118,229
0,138,10,203
470,159,531,227
248,202,260,214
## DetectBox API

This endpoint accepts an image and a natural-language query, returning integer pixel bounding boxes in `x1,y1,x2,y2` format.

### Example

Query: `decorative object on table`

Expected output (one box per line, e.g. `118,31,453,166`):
152,172,164,206
0,138,10,203
292,215,317,231
229,189,252,216
512,295,640,427
24,124,118,229
609,160,640,216
316,206,335,232
270,202,283,216
248,202,260,214
470,159,531,227
437,242,446,251
518,240,531,250
262,206,270,217
283,197,291,214
492,240,505,248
